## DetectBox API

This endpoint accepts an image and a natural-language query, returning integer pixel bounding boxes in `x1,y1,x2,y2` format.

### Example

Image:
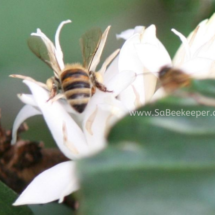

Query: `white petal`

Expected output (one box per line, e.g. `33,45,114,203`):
133,26,145,34
99,49,120,75
116,29,134,40
31,29,61,75
118,33,145,73
103,55,119,83
151,87,167,102
23,80,89,159
174,13,215,66
171,28,191,62
10,74,48,90
83,104,108,154
89,26,110,71
118,28,160,110
54,20,71,70
58,99,78,114
11,105,41,144
135,25,172,73
18,94,37,106
118,69,157,111
13,161,78,205
118,86,138,111
118,33,145,110
181,57,215,78
188,20,208,51
193,37,215,61
104,70,136,97
83,93,125,153
116,26,145,40
203,13,215,44
98,96,127,122
173,20,208,66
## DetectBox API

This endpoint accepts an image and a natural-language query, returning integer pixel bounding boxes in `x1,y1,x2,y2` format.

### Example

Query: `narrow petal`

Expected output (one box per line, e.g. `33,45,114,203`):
23,80,89,159
103,55,119,84
171,28,191,63
173,20,208,66
89,26,111,71
99,49,120,75
135,25,172,73
13,161,78,205
203,13,215,44
11,105,41,144
10,74,48,90
30,29,61,75
187,20,208,51
54,20,72,70
116,26,145,40
18,94,37,106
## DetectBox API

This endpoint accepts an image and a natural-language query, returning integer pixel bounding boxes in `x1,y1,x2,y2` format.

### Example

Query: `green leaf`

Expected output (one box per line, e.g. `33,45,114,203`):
30,202,74,215
183,79,215,98
77,79,215,215
0,181,33,215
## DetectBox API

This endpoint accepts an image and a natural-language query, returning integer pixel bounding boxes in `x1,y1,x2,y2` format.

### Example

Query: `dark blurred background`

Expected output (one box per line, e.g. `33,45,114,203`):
1,0,215,146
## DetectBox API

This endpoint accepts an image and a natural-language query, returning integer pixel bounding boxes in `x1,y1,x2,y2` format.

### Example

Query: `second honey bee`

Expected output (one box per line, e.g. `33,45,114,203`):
136,65,191,94
28,23,117,113
158,66,191,92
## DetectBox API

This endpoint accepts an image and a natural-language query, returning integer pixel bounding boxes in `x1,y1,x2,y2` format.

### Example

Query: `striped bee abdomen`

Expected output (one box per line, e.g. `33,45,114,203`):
60,65,91,113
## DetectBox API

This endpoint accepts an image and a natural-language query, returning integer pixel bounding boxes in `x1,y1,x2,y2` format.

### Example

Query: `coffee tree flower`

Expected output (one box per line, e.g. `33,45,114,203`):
137,13,215,82
12,20,142,205
12,78,133,205
110,25,168,111
12,13,215,205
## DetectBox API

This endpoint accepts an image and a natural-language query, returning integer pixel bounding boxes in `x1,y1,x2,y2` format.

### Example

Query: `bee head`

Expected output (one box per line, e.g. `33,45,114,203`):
159,66,172,78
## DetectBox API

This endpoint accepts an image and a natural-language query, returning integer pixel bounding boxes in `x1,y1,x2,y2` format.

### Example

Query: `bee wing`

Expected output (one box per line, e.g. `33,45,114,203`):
80,27,102,69
80,26,110,71
27,31,61,78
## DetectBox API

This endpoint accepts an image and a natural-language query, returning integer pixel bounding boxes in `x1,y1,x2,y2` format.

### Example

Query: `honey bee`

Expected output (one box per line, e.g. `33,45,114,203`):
28,26,117,113
158,66,191,92
136,66,191,95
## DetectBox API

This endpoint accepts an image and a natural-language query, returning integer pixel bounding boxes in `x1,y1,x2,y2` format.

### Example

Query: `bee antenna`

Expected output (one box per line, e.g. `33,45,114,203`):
135,72,159,77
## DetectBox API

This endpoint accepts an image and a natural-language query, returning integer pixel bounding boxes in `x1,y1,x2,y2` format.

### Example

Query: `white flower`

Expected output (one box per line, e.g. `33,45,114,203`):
14,13,215,205
12,20,138,205
109,25,168,111
138,13,215,81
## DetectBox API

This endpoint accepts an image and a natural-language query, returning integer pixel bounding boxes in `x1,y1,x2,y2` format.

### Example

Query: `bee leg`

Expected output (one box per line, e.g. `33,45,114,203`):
90,72,113,93
95,80,113,93
46,77,60,102
46,87,58,102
